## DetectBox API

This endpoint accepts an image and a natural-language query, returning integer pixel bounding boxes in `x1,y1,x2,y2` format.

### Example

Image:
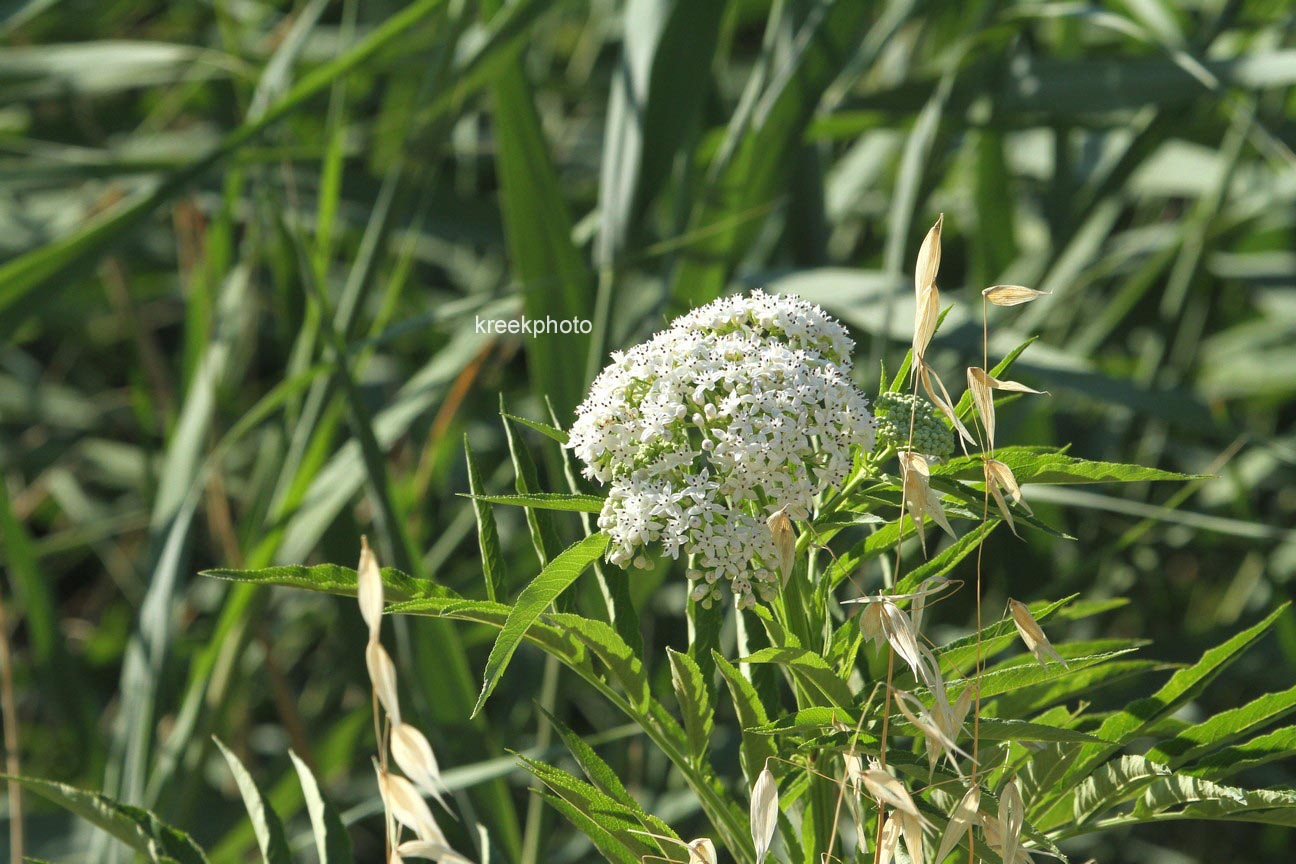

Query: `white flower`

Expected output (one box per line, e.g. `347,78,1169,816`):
569,291,875,606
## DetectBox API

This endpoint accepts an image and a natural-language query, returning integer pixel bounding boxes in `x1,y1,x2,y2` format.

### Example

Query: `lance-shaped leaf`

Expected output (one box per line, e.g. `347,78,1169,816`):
668,648,714,763
983,285,1050,306
215,738,292,864
1009,599,1068,668
289,750,353,864
473,532,610,715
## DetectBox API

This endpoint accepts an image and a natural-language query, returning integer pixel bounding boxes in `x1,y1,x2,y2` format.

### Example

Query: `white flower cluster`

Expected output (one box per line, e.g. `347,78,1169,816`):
568,291,875,609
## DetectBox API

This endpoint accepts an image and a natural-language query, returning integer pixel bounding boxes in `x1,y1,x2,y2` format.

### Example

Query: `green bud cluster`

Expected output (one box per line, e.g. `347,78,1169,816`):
873,391,954,459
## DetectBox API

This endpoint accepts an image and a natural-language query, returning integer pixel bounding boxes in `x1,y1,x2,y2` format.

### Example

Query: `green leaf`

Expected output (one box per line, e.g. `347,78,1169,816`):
1184,725,1296,781
501,412,569,444
1073,755,1173,825
892,519,999,594
1055,604,1290,803
473,532,610,716
539,707,638,810
934,448,1199,485
742,647,854,710
214,738,292,864
550,611,652,713
466,436,509,602
953,650,1139,702
1146,683,1296,767
520,756,676,861
973,718,1108,745
202,563,449,602
668,648,714,763
531,791,644,864
667,0,873,309
487,34,594,419
7,774,209,864
501,404,564,565
288,751,353,864
1133,775,1296,826
465,492,607,513
713,651,777,785
0,0,454,327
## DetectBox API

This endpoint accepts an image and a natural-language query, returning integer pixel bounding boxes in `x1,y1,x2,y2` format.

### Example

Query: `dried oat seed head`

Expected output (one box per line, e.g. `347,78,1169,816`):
366,640,402,726
862,768,920,818
392,722,448,809
934,783,982,864
358,536,384,644
999,779,1025,864
982,285,1049,306
1009,599,1067,668
915,215,944,298
750,766,779,864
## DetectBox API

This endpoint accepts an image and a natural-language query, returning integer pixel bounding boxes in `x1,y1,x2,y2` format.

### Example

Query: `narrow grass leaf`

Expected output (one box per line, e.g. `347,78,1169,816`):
288,751,353,864
214,738,292,864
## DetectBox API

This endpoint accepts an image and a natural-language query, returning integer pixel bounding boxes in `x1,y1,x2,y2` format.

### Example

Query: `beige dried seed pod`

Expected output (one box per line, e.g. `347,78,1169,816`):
862,768,920,818
934,783,981,864
877,815,901,864
899,450,956,547
358,536,384,645
1009,599,1068,668
966,367,997,448
912,282,942,361
396,839,473,864
999,779,1025,864
378,767,446,845
915,215,944,298
917,359,977,449
687,838,718,864
765,508,796,585
392,722,448,809
983,285,1049,306
366,640,402,726
750,766,779,864
984,458,1031,536
900,809,926,864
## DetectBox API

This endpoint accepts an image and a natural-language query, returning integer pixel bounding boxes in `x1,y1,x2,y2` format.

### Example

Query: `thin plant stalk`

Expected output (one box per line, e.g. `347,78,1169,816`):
0,584,22,864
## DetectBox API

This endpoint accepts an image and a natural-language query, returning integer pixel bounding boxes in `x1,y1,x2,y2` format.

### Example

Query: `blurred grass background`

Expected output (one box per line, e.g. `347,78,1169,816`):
1,0,1294,861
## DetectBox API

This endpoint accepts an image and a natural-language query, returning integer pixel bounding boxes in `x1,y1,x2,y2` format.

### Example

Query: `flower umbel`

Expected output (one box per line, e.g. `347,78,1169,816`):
569,291,875,608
